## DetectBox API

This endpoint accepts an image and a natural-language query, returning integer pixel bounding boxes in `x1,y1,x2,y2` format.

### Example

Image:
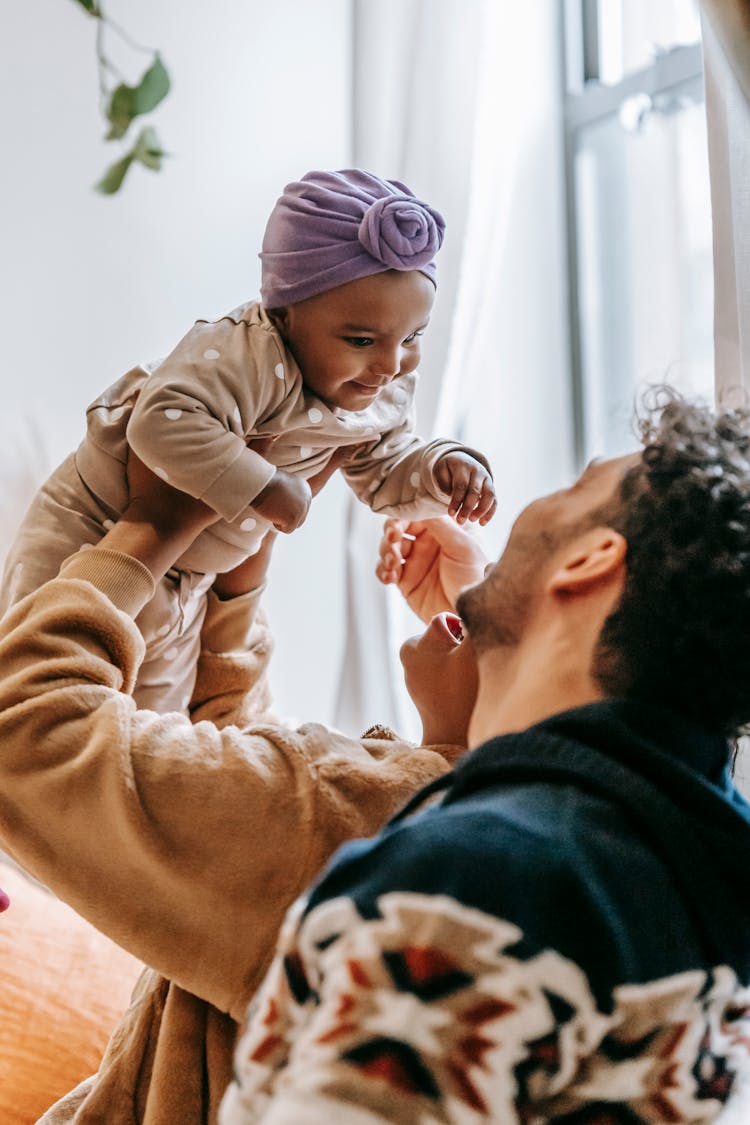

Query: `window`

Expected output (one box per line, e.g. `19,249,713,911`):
563,0,712,462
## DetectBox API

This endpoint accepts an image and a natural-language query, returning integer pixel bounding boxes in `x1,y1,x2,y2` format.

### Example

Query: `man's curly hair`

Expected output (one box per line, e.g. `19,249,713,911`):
592,391,750,736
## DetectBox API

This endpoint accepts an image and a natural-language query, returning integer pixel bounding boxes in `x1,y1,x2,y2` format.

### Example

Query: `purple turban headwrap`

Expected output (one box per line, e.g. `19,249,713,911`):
260,169,446,308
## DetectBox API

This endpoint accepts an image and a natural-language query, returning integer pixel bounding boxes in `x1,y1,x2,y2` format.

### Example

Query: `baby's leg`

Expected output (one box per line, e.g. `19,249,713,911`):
0,454,113,617
1,453,214,715
133,568,215,713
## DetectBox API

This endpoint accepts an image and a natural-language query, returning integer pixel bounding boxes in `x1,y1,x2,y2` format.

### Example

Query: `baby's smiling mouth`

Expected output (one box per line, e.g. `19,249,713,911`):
351,380,386,393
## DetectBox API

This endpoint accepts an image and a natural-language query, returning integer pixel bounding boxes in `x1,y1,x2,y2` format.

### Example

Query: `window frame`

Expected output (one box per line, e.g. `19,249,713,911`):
561,0,704,465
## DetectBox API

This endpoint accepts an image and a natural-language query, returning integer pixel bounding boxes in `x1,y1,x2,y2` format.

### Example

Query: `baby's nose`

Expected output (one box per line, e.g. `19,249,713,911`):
369,348,401,378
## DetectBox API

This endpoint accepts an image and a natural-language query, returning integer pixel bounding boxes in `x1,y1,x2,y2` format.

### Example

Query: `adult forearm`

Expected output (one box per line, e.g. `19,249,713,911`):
0,564,462,1018
95,508,197,583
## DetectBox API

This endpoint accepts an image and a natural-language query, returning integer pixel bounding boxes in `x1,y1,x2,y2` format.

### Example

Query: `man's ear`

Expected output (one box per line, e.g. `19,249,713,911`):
547,527,627,595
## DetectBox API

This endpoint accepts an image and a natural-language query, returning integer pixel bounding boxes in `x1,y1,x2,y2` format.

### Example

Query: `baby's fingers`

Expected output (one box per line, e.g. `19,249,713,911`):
469,479,497,525
376,518,406,584
450,467,486,524
375,540,403,584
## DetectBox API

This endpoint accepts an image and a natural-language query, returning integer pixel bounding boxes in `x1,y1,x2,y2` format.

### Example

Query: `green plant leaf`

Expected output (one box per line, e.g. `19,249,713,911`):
73,0,101,15
104,56,170,141
132,56,170,115
133,125,166,170
105,85,135,140
95,152,134,194
95,127,167,195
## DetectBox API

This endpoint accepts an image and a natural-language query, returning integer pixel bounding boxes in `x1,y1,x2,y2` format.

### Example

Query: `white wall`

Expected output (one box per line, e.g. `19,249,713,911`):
0,0,353,723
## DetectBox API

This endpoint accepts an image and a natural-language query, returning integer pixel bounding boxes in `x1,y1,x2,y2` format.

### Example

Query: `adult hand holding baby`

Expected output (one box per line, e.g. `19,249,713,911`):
125,449,219,536
114,442,358,592
376,515,487,622
93,450,221,582
377,515,485,747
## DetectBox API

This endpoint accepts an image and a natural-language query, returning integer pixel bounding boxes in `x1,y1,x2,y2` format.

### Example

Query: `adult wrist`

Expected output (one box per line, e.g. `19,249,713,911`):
421,719,470,748
59,548,156,617
98,510,207,583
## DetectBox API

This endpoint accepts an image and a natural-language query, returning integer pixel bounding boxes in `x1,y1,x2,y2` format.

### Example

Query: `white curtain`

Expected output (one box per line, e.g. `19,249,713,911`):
701,0,750,399
334,0,573,737
701,2,750,813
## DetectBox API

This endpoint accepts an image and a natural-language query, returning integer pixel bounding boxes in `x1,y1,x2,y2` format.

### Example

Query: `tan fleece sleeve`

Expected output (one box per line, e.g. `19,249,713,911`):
0,556,463,1022
59,547,156,616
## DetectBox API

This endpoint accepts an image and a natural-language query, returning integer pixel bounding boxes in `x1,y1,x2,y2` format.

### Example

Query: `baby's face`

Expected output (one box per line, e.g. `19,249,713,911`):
275,270,435,411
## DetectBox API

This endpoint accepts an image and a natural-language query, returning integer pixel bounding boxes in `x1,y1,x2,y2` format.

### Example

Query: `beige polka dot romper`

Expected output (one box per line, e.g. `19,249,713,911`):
0,301,466,713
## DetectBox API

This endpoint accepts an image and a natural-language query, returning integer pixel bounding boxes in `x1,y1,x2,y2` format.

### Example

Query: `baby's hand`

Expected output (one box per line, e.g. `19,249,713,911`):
252,470,312,533
434,452,497,525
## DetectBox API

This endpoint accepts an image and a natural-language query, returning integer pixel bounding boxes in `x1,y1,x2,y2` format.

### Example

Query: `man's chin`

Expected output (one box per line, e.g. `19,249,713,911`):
456,579,522,652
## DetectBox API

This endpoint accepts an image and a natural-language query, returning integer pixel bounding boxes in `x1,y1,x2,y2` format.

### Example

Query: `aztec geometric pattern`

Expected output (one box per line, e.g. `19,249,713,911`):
222,893,750,1124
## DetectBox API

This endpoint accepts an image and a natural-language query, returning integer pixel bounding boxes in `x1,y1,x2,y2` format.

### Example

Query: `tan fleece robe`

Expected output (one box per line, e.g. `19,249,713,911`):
0,547,463,1124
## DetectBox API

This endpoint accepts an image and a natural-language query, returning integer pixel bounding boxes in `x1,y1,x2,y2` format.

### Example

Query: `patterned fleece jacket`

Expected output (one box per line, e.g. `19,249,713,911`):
222,701,750,1124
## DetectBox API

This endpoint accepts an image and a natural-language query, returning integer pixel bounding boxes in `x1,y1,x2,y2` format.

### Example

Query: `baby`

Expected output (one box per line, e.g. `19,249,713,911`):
1,169,495,713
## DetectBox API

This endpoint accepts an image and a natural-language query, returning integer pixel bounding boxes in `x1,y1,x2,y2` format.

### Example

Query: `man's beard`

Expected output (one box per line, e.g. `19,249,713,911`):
456,542,538,653
456,525,569,654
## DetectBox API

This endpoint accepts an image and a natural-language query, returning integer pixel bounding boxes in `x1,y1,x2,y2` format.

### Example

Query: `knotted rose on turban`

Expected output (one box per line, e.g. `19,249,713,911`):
260,168,445,308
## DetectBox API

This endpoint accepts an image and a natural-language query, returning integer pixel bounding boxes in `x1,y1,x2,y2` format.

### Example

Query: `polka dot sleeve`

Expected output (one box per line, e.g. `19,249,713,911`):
127,315,288,519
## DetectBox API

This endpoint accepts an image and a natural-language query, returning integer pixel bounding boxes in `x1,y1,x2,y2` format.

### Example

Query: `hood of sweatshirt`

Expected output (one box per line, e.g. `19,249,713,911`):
396,699,750,981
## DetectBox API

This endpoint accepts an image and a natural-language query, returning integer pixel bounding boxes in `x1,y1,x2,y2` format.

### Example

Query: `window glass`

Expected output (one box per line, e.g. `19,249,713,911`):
575,74,713,457
597,0,701,85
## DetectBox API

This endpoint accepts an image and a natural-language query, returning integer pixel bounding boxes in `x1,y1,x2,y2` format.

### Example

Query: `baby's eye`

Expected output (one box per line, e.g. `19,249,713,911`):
403,330,425,345
344,336,374,348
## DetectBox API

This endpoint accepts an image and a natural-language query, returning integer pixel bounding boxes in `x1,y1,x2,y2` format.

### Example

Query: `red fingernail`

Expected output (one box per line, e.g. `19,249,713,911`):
445,614,464,641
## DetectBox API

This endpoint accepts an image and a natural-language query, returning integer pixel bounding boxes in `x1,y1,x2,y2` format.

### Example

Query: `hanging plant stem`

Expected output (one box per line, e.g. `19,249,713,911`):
71,0,171,195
